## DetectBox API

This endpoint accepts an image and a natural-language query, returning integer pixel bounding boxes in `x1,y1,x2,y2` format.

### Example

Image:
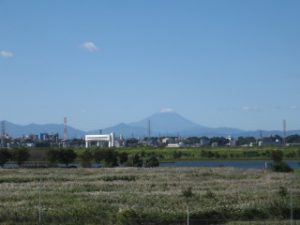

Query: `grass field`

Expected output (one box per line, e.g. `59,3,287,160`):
0,168,299,225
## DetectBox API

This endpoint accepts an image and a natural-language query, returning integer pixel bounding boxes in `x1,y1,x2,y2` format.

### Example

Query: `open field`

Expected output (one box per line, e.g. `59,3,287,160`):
0,168,299,225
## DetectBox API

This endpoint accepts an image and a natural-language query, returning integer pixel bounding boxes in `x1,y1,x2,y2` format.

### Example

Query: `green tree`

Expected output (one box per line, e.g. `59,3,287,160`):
12,148,30,166
127,154,143,167
271,150,283,162
0,149,11,167
286,134,300,143
269,161,293,172
58,149,77,167
145,154,159,167
119,152,129,165
94,148,105,163
103,149,118,167
46,148,60,164
79,150,93,168
269,150,293,172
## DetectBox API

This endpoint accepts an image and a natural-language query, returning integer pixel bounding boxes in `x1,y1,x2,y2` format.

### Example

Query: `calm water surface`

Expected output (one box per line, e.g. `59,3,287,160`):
3,160,300,169
160,160,300,169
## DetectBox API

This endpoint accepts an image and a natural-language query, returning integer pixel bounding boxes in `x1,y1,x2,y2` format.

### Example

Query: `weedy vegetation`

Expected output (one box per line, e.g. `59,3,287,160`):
0,168,299,224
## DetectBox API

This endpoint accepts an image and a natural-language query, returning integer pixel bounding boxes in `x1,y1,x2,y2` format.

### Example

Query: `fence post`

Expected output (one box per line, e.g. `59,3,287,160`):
38,179,42,225
186,205,189,225
290,177,293,225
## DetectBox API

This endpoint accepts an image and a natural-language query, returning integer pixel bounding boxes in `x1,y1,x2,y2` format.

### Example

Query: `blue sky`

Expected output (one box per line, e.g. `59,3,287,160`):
0,0,300,131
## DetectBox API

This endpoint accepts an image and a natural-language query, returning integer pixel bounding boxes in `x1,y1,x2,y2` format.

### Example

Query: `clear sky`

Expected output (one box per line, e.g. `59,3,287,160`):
0,0,300,131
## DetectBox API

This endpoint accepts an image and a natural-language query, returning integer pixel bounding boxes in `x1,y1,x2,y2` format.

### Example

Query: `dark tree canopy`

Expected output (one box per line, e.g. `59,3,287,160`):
286,134,300,143
46,149,60,164
145,154,160,167
271,150,283,162
0,149,11,167
79,150,93,167
236,136,256,146
119,152,129,165
12,148,30,166
58,149,77,166
103,149,119,167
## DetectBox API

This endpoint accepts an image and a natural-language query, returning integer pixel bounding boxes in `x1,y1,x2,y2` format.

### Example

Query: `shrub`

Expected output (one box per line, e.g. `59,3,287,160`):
58,148,77,166
119,152,129,165
269,161,293,172
102,175,136,182
94,149,105,163
117,208,140,225
269,150,293,172
278,186,288,197
271,150,283,162
93,149,119,167
79,150,93,167
173,151,183,159
204,189,216,199
12,148,30,166
103,149,119,167
201,150,215,158
145,155,160,167
0,149,11,167
126,154,143,167
46,148,60,164
243,151,259,158
182,186,193,199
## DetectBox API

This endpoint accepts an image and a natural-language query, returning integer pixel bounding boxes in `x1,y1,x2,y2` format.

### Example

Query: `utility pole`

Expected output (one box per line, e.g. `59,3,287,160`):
1,121,5,148
186,205,190,225
148,119,151,138
63,117,68,148
283,119,287,146
38,179,42,225
290,176,294,225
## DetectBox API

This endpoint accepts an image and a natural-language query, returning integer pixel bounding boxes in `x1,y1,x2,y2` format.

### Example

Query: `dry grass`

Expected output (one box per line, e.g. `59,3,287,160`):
0,167,299,225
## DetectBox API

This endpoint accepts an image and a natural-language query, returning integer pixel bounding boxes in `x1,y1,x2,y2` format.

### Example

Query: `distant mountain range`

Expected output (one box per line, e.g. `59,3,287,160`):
1,121,85,139
1,111,300,138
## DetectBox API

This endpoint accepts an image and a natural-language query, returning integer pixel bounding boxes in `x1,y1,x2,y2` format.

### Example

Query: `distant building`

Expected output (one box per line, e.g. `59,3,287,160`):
167,142,185,148
200,138,210,146
226,136,236,147
85,133,115,148
211,142,218,147
39,133,48,141
162,137,177,145
258,137,282,147
25,143,35,148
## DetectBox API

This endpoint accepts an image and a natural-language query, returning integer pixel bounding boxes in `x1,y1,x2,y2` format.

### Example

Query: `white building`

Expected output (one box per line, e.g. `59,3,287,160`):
85,133,115,148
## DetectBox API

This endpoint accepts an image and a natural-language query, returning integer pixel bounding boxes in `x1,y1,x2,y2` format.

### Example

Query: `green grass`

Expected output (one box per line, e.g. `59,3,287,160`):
227,221,300,225
0,167,299,225
88,146,300,161
21,146,300,165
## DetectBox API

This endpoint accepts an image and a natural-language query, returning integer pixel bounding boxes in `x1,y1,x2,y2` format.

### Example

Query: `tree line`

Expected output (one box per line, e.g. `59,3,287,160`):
0,148,160,168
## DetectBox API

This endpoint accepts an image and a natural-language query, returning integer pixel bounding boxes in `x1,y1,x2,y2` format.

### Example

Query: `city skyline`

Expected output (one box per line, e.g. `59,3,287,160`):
1,0,300,130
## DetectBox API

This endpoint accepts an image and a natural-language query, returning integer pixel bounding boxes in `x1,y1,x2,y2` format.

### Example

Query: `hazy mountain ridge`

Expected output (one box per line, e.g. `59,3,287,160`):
2,112,300,138
0,121,85,138
89,123,148,137
130,112,202,133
